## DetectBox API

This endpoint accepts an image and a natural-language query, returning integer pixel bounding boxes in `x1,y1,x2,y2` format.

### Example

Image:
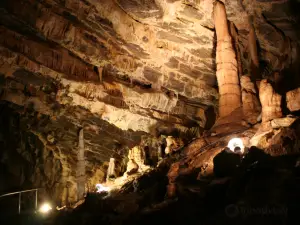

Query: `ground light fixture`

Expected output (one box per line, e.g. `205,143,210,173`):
227,138,245,153
39,203,52,214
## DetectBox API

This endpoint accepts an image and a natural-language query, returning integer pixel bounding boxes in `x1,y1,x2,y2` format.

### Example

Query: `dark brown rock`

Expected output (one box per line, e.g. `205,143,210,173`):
157,31,193,43
189,48,214,59
179,64,202,78
167,73,185,93
165,57,179,69
143,67,162,83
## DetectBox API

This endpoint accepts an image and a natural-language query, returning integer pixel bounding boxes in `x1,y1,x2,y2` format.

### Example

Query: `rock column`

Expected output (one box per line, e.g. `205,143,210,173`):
214,1,241,117
76,129,86,201
106,158,116,182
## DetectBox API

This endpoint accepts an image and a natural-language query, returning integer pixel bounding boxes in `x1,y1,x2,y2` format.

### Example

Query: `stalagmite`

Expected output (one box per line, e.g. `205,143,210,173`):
106,157,116,182
214,1,242,117
240,76,261,124
76,128,86,201
126,159,139,175
165,136,173,155
126,146,150,173
165,136,184,155
259,79,282,122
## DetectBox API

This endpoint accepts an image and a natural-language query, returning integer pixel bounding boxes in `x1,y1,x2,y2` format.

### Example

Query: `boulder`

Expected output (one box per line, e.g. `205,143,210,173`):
271,117,297,129
286,88,300,112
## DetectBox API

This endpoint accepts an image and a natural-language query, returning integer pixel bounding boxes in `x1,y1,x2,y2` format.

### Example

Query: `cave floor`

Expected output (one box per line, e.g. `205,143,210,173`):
1,148,300,225
46,150,300,225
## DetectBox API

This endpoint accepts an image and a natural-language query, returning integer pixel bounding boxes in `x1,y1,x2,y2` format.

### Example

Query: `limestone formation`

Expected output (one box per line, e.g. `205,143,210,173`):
259,79,282,123
127,146,149,173
165,137,173,155
214,1,241,117
76,129,86,201
250,117,300,156
0,0,300,205
106,158,116,182
240,76,261,124
165,136,184,155
271,117,297,129
126,159,139,175
286,88,300,112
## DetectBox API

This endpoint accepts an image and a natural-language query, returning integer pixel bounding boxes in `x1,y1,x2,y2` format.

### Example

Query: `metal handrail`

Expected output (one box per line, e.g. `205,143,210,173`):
0,188,40,214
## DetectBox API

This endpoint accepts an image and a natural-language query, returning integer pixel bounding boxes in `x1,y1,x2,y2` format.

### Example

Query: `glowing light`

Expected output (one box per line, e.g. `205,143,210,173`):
227,138,244,153
39,203,52,214
96,184,110,193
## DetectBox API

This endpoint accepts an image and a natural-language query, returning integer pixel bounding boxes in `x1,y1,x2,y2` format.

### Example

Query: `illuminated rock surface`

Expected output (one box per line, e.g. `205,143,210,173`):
0,0,300,224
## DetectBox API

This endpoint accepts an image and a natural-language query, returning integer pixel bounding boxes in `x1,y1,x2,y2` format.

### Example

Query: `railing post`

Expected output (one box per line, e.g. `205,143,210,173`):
18,193,21,214
35,189,38,212
0,188,42,214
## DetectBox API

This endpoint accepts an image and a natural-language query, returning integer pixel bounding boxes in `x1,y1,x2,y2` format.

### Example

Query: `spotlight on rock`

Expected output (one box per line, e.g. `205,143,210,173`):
227,138,244,154
39,203,52,214
96,184,110,193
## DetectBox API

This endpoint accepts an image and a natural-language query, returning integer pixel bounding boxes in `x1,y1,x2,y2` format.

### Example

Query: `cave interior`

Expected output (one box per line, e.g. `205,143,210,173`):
1,0,300,224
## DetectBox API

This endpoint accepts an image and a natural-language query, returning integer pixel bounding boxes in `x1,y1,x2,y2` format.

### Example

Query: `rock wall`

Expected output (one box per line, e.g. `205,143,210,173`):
0,104,109,206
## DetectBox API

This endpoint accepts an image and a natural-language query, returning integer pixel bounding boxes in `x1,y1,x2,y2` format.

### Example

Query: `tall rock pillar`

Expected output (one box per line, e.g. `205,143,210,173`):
106,158,116,182
76,128,86,201
214,1,241,117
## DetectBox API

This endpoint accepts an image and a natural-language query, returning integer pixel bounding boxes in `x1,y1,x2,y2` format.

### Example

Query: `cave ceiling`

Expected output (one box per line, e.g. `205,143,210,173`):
0,0,300,162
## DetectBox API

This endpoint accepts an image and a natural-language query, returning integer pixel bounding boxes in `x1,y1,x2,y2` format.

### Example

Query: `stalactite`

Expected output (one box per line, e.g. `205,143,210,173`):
214,1,242,117
76,128,86,201
230,22,242,78
248,16,259,68
238,0,260,80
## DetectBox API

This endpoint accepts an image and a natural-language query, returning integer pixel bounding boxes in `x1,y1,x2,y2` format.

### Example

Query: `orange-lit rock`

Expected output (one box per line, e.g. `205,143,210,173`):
1,0,300,207
214,1,241,117
165,136,184,155
250,118,300,156
127,146,150,173
259,79,282,123
286,88,300,112
240,76,261,124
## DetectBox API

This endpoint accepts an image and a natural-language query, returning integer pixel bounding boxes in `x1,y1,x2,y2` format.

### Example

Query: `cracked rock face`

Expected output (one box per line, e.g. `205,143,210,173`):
0,0,300,204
